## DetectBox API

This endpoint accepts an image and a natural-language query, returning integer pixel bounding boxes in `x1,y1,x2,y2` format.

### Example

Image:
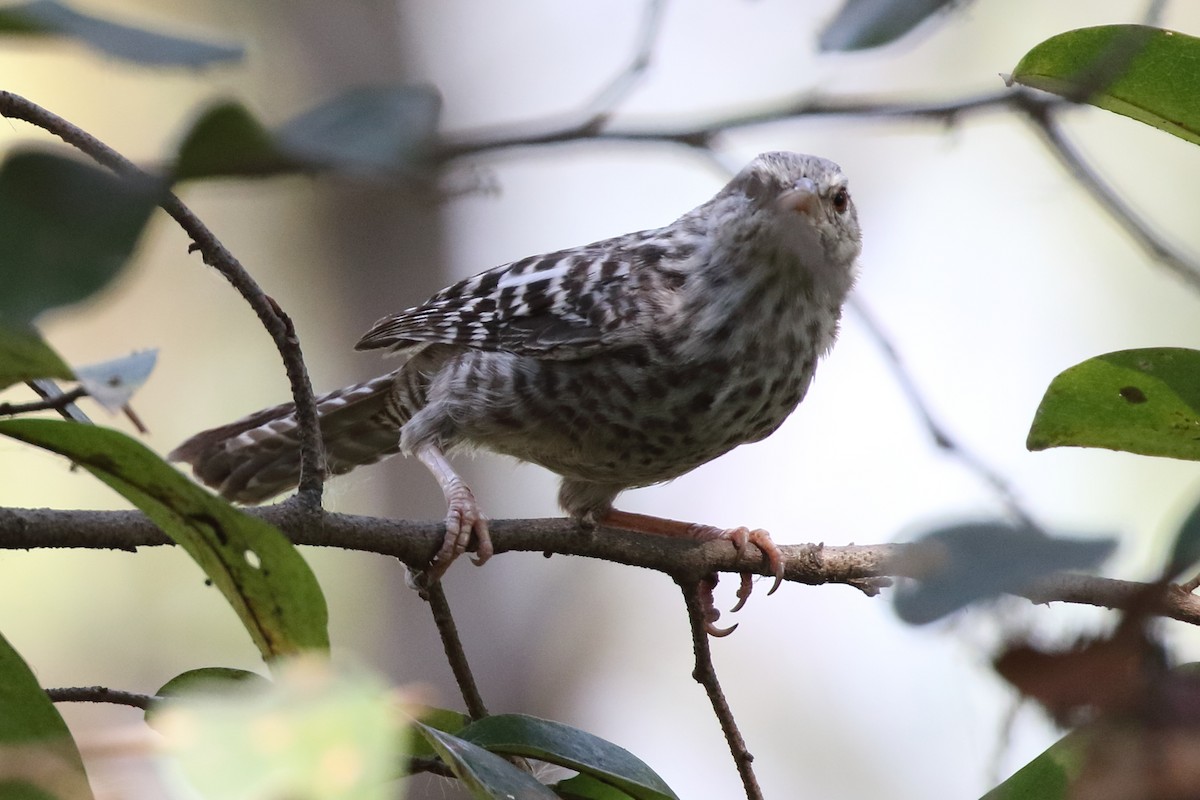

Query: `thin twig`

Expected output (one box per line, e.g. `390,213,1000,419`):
46,686,155,710
1,386,87,417
848,297,1037,527
679,578,761,800
1014,97,1200,292
0,91,328,509
422,580,489,720
579,0,666,128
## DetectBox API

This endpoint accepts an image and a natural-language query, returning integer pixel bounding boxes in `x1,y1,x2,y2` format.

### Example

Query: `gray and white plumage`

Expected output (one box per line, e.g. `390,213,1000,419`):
172,151,862,585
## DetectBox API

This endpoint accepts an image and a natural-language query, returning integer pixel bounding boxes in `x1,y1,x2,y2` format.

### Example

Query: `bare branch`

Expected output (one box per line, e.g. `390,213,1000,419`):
1015,98,1200,292
579,0,666,128
46,686,155,710
1,386,87,418
3,505,1198,626
421,581,489,720
680,577,761,800
0,91,328,509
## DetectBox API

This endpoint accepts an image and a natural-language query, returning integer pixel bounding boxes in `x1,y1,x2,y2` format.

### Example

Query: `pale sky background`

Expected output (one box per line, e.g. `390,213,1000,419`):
3,1,1200,798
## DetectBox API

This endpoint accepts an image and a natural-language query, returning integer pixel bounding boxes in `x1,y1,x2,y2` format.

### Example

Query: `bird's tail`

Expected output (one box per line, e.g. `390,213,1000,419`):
169,371,405,504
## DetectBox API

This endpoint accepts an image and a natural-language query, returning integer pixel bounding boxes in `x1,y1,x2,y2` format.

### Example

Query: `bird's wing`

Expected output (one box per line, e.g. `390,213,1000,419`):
356,232,685,360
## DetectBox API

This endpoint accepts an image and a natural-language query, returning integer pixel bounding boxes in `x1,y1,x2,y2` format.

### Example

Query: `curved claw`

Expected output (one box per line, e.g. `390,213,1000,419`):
699,574,739,637
730,572,754,614
426,483,491,579
706,620,739,637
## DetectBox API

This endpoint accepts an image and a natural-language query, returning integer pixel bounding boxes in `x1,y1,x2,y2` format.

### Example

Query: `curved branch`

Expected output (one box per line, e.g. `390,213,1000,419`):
0,91,327,508
3,505,1199,626
46,686,155,710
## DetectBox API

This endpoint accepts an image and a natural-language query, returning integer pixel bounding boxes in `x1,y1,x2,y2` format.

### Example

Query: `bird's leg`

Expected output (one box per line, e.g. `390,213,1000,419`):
416,443,491,580
599,509,783,624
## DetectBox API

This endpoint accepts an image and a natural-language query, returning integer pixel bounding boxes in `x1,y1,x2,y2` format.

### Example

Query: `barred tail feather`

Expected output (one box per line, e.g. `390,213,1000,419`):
169,372,405,504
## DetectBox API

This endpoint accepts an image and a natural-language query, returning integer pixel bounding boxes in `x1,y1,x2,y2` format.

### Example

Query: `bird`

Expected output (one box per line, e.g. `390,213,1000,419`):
170,151,862,635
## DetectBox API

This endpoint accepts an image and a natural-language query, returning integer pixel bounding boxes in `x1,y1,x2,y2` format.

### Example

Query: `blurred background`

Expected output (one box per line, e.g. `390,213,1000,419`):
3,0,1200,797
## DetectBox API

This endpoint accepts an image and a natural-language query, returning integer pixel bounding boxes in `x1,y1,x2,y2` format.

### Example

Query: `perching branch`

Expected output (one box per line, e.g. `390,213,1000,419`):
0,386,86,418
3,506,1199,626
46,686,155,710
0,91,328,509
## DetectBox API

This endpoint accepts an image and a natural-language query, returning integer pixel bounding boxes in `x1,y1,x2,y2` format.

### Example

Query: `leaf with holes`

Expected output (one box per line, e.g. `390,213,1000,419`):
1011,25,1200,146
0,0,241,67
1028,348,1200,460
0,629,94,800
458,715,679,800
0,419,329,659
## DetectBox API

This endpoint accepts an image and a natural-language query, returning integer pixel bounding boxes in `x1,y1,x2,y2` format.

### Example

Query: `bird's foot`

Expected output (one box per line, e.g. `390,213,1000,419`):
699,574,737,637
686,524,783,612
424,480,491,582
599,509,784,624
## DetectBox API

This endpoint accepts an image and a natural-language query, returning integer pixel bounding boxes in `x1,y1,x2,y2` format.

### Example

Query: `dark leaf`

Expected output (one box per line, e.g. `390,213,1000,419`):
891,521,1116,624
459,714,679,800
0,419,329,659
554,774,640,799
818,0,958,51
1168,494,1200,580
1027,348,1200,461
173,101,302,181
416,722,560,799
0,150,162,327
0,629,93,800
978,729,1088,800
0,327,71,391
0,0,242,67
1010,25,1200,146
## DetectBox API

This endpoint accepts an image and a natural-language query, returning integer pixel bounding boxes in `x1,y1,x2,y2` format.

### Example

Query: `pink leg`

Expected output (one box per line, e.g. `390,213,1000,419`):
600,509,784,633
416,444,491,580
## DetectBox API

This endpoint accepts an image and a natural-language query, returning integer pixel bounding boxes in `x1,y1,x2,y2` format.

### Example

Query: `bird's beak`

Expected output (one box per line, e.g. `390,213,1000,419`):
777,178,818,216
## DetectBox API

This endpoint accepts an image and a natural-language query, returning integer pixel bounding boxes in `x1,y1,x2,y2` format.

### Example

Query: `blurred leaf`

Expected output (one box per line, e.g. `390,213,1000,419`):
148,667,270,724
275,84,441,172
415,723,560,799
819,0,958,51
0,0,241,67
72,348,157,412
1011,25,1200,146
0,419,329,659
0,151,162,327
1167,494,1200,580
459,715,678,800
891,522,1116,624
554,774,639,800
157,657,405,800
979,729,1089,800
174,101,302,181
0,327,71,391
1027,348,1200,460
173,86,441,181
0,629,93,800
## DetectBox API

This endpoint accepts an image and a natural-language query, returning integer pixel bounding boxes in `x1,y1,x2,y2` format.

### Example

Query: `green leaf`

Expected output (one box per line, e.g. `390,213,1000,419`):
0,419,329,659
1027,348,1200,460
0,0,242,67
0,150,163,327
980,729,1090,800
0,327,71,391
415,723,560,800
554,773,639,800
173,101,302,181
158,657,405,800
0,630,93,800
818,0,957,51
407,707,470,763
890,522,1116,625
458,715,679,800
1011,25,1200,146
149,667,270,724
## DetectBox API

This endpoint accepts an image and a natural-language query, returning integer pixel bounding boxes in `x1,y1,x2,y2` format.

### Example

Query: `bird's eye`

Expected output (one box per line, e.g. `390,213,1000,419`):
831,188,850,214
